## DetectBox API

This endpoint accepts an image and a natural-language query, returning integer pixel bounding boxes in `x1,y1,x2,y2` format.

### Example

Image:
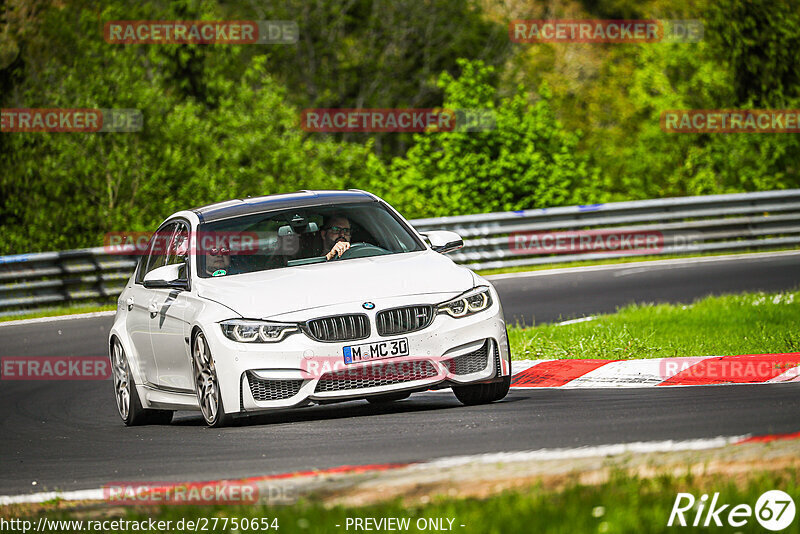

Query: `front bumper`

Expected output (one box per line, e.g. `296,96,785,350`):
203,293,510,414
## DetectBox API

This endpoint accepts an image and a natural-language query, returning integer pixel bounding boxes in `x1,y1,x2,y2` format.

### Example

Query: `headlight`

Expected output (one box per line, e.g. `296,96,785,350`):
437,286,493,318
220,320,299,343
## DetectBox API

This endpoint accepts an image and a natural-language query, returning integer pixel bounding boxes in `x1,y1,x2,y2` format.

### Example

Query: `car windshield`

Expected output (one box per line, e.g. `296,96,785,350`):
196,201,425,278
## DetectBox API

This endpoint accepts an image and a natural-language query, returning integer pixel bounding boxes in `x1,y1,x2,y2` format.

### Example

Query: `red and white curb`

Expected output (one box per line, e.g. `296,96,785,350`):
509,353,800,388
3,432,799,506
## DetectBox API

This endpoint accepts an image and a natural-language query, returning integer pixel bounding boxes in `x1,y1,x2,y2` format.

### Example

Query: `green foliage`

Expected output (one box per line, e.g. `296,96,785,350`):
218,0,512,159
0,2,376,254
611,35,800,198
371,59,597,218
509,0,800,202
2,0,800,255
707,0,800,107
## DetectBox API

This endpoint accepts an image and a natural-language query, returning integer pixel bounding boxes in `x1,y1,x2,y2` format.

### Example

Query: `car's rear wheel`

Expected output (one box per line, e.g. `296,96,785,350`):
111,338,173,426
192,331,233,428
366,392,411,404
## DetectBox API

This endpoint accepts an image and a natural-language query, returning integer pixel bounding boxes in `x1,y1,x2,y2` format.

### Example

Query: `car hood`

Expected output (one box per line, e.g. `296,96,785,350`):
194,250,474,319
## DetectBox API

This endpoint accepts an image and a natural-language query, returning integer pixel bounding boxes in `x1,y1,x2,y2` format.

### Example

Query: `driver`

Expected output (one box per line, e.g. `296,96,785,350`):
320,214,351,260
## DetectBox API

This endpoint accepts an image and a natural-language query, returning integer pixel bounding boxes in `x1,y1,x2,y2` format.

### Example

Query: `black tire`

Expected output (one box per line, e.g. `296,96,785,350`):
111,338,174,426
453,336,512,406
192,331,233,428
452,375,510,406
366,392,411,404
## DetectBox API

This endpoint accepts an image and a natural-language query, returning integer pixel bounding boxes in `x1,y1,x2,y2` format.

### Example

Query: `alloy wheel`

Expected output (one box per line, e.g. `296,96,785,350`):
193,332,220,424
112,339,130,420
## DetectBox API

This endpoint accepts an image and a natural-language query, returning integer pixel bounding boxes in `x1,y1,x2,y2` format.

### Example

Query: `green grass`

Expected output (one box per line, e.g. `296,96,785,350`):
509,289,800,360
19,469,800,533
0,302,116,323
476,247,799,276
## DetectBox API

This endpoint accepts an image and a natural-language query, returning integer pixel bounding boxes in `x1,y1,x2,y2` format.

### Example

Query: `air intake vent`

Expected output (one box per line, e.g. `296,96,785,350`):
376,305,434,336
493,340,503,377
445,341,490,375
314,360,438,392
247,373,304,401
305,314,370,342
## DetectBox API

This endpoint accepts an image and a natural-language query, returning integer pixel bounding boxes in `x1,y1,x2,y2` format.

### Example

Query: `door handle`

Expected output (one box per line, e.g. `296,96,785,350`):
126,297,134,311
148,301,159,314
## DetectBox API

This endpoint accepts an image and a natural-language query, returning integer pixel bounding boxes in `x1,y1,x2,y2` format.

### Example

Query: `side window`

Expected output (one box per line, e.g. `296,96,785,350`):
134,254,148,285
166,223,189,281
135,222,178,284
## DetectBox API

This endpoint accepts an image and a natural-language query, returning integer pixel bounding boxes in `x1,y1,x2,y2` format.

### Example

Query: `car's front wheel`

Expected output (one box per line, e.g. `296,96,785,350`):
111,338,173,426
453,336,512,406
192,331,233,428
452,376,510,405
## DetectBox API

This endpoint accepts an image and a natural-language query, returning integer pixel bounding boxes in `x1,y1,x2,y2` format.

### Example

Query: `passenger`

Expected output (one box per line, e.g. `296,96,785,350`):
203,244,231,276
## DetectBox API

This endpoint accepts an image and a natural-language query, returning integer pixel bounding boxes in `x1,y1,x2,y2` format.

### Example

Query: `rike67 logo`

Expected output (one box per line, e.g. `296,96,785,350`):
668,490,796,531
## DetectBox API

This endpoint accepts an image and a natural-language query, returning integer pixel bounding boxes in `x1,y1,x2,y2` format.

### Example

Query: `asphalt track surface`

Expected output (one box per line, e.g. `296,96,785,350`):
1,252,799,495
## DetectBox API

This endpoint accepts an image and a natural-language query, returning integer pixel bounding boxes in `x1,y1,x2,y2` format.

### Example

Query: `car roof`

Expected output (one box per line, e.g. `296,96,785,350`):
191,190,377,223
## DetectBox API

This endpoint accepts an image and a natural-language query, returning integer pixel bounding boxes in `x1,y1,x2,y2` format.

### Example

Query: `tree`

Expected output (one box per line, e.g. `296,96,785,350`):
0,2,379,254
223,0,512,159
707,0,800,107
371,59,596,218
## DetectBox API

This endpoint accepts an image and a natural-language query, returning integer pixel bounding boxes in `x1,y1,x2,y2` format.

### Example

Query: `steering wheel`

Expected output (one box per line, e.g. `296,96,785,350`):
331,242,391,260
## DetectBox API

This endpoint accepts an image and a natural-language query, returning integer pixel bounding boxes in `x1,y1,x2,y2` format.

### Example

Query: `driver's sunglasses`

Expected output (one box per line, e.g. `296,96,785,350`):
326,226,351,235
209,247,230,256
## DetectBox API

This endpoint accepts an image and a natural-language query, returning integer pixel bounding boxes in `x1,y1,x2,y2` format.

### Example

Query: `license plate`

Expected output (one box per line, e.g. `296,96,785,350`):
343,338,409,364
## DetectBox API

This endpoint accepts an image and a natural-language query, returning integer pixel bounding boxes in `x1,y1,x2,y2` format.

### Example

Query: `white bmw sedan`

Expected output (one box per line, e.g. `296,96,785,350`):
109,190,511,427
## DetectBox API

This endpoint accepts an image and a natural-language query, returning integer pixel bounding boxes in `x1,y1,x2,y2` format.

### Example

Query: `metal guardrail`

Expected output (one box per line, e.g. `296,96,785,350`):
411,189,800,270
0,249,135,315
2,189,799,317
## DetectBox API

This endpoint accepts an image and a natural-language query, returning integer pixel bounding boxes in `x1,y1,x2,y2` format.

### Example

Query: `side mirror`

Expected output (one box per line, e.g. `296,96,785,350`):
143,263,188,290
424,230,463,254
